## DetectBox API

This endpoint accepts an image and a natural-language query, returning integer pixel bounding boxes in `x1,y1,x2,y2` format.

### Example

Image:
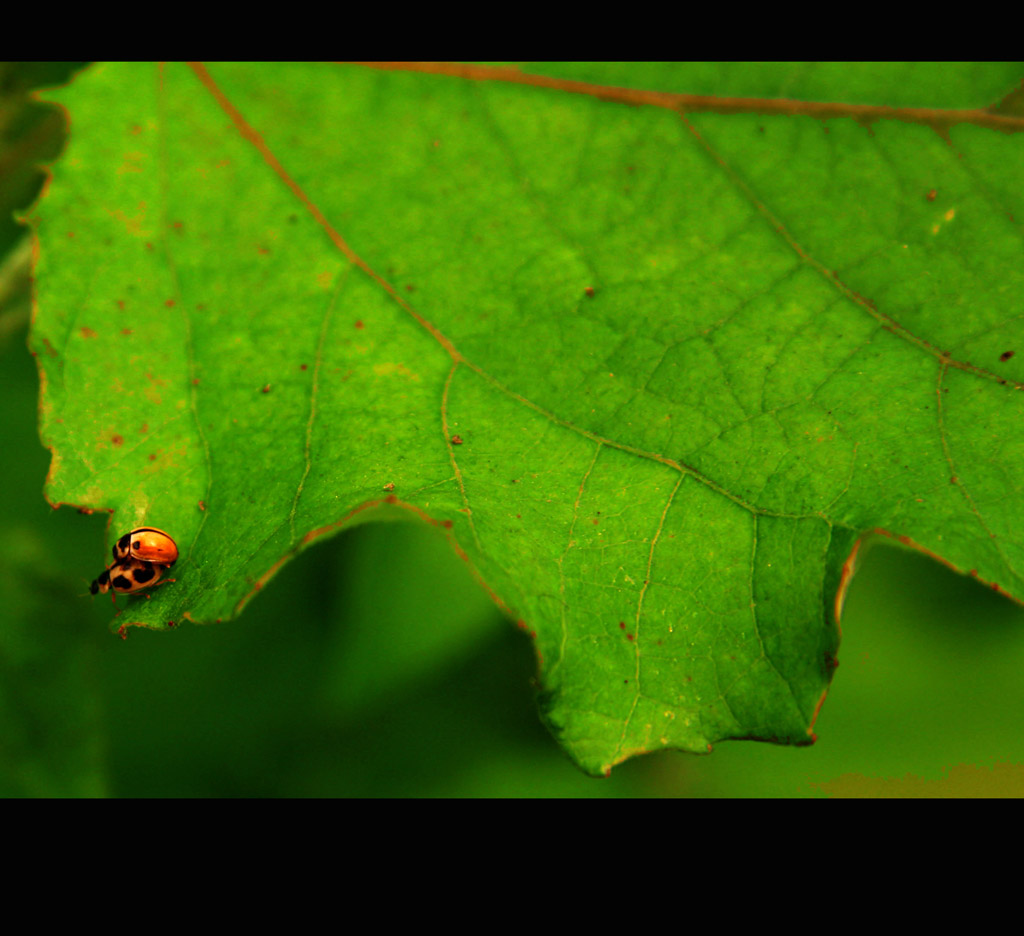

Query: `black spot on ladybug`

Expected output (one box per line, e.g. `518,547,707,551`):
98,570,110,586
112,574,132,590
132,565,156,584
118,533,131,551
132,540,141,550
112,544,120,560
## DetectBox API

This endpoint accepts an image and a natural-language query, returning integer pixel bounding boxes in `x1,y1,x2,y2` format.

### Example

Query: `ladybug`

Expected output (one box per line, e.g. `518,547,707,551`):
90,557,173,602
112,527,179,567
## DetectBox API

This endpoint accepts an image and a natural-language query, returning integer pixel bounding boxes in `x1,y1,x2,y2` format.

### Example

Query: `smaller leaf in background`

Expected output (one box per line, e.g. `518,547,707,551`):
0,62,84,256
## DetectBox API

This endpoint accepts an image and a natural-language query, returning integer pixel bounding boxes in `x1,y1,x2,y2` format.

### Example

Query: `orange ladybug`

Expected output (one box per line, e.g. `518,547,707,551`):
90,557,172,601
112,527,178,567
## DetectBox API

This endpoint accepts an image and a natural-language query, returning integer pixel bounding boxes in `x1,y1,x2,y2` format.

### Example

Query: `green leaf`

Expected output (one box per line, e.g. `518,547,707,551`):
28,62,1024,775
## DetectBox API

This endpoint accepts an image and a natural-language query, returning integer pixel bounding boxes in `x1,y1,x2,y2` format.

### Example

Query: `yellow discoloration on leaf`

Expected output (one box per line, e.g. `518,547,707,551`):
932,207,956,236
142,443,188,474
95,428,120,450
142,372,168,406
116,150,147,175
106,202,151,237
373,362,420,381
79,485,108,507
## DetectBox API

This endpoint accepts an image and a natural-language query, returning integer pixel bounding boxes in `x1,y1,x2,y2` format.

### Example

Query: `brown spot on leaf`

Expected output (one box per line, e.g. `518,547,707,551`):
165,299,175,307
198,500,206,511
584,286,595,297
451,435,463,445
111,434,123,446
354,320,364,329
261,384,271,393
926,189,937,201
80,326,97,339
383,482,395,492
1000,350,1014,362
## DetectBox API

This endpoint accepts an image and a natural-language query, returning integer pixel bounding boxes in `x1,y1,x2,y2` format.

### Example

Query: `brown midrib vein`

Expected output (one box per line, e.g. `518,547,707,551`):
184,61,771,521
187,62,460,364
349,62,1024,134
186,61,1008,528
355,62,1024,389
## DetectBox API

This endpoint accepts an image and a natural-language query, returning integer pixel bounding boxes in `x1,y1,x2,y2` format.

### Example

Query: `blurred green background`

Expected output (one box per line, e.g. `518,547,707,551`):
2,63,1022,797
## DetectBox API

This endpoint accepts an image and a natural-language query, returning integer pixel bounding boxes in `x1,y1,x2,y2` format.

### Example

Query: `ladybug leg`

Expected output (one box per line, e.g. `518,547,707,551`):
138,572,176,600
144,577,176,598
